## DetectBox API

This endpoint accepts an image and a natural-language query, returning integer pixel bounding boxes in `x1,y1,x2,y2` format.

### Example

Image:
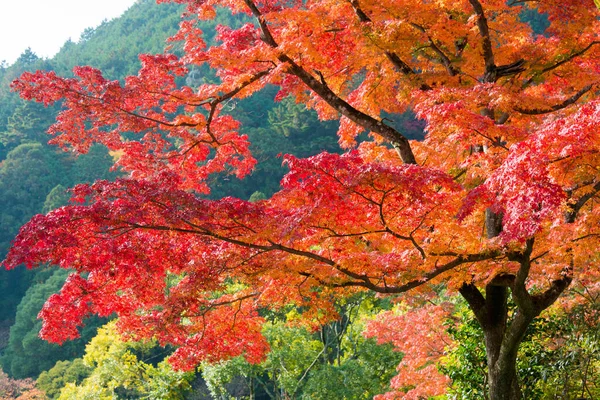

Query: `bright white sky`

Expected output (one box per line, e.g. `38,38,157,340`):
0,0,138,65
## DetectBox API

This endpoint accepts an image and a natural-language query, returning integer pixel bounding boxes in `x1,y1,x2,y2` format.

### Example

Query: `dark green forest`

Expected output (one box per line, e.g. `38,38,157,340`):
0,2,596,399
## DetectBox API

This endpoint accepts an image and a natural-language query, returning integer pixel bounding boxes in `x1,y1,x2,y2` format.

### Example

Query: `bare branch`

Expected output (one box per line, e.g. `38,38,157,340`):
565,180,600,223
349,0,417,75
410,23,459,76
514,85,593,116
540,41,600,75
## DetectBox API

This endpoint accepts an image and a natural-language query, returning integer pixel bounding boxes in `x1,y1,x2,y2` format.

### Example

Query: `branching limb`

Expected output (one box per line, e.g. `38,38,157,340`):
471,128,509,150
367,250,502,294
243,0,417,164
189,68,273,149
299,250,500,294
115,217,501,295
466,0,524,83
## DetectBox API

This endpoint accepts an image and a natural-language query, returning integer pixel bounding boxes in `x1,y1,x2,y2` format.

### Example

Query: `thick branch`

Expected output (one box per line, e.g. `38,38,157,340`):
508,238,535,315
295,250,500,295
357,251,502,294
283,59,416,163
532,272,573,313
498,270,572,378
495,59,526,78
498,308,534,372
242,0,277,47
298,271,370,289
459,282,487,326
485,209,503,238
385,53,417,75
485,285,509,329
244,0,417,164
349,0,370,22
468,0,495,81
119,218,500,295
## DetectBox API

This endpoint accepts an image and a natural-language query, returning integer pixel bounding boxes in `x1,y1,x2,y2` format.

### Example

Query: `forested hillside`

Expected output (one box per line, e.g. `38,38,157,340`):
0,1,598,399
0,0,184,327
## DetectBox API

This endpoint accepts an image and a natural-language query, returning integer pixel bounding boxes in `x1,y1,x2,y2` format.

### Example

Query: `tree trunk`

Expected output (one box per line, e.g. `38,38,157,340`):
460,269,572,400
485,324,523,400
488,368,522,400
460,283,534,400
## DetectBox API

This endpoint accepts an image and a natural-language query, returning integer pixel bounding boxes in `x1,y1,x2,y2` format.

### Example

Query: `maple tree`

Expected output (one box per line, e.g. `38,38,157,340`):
4,0,600,399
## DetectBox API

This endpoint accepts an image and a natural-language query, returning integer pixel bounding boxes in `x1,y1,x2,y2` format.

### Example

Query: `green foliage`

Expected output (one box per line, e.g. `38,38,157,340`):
209,95,340,199
301,339,401,400
267,98,312,138
201,324,326,400
0,143,72,251
248,191,267,202
0,101,56,157
37,359,91,399
202,357,259,400
535,297,600,399
263,323,325,397
267,97,341,156
15,49,39,67
202,294,401,399
0,269,103,379
0,143,73,321
56,321,193,400
441,302,488,399
42,185,70,214
72,144,120,184
0,142,117,322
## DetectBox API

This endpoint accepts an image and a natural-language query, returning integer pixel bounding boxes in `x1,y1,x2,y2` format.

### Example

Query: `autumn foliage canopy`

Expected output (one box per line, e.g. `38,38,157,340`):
4,0,600,398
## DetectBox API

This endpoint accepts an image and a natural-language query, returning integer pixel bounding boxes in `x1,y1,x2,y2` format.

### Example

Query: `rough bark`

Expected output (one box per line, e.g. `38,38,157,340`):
460,245,572,399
